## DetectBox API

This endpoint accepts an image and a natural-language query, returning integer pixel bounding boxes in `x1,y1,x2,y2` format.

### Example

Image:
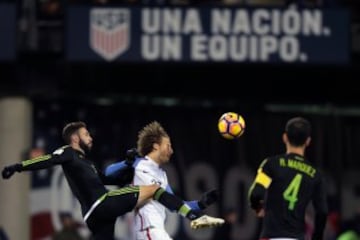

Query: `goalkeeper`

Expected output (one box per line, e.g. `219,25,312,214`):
105,121,220,240
2,121,224,240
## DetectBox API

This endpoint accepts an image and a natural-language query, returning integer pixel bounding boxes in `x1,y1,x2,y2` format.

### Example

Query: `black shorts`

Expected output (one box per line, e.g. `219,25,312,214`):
86,186,139,238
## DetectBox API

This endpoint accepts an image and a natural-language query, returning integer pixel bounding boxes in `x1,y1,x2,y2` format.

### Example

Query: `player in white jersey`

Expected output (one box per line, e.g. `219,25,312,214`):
133,155,172,240
106,121,222,240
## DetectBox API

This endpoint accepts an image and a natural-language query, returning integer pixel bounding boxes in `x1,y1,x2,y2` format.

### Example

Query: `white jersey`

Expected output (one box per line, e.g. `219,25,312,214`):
134,156,169,232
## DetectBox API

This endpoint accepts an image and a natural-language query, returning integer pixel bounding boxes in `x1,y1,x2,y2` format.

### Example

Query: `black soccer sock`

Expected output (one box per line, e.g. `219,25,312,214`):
153,188,202,220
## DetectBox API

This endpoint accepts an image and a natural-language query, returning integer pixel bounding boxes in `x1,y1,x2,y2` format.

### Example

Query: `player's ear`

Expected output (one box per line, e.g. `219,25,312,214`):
70,133,80,144
153,142,160,151
305,137,311,146
282,133,288,144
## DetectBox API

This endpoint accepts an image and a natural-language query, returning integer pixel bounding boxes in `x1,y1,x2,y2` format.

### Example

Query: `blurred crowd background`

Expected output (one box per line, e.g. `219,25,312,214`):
1,0,360,239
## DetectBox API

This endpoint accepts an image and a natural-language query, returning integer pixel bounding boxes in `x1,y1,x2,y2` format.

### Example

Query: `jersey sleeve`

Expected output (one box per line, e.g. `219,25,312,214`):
248,158,273,210
20,146,72,171
105,157,141,178
105,161,128,177
102,160,134,186
256,158,273,188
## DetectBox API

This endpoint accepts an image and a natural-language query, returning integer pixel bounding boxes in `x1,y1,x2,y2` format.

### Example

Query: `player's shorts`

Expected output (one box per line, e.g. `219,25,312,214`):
86,186,139,226
136,227,173,240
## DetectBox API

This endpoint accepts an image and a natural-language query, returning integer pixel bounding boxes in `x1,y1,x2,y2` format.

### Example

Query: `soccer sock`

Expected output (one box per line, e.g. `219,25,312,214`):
153,188,202,220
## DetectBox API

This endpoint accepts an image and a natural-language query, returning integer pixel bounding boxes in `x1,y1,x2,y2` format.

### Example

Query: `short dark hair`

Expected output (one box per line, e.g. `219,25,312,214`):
137,121,169,156
285,117,311,147
62,121,86,144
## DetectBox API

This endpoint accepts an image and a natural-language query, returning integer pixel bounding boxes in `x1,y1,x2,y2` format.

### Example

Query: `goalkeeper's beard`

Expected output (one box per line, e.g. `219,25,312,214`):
80,140,92,155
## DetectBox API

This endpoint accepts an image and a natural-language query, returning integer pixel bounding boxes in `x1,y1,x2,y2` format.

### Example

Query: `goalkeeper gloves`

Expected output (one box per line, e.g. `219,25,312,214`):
2,164,22,179
198,189,219,209
125,148,139,166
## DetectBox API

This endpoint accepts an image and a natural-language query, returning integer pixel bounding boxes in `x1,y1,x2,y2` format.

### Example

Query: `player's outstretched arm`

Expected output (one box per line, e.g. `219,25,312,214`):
103,161,134,186
104,148,140,186
105,161,129,177
2,153,53,179
2,164,22,179
186,189,219,211
2,146,72,180
105,147,139,178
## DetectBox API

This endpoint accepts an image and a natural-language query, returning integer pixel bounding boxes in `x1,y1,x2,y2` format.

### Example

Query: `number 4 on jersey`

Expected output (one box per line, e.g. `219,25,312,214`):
283,174,303,210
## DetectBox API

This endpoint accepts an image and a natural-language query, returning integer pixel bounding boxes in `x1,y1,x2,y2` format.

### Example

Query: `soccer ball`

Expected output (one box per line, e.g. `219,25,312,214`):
218,112,246,140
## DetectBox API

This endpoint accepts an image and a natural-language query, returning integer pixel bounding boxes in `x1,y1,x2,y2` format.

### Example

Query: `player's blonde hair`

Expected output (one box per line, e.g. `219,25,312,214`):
137,121,169,156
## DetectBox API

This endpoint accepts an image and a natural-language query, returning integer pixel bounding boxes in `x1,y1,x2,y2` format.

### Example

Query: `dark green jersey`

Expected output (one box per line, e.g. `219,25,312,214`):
19,146,108,216
249,153,328,240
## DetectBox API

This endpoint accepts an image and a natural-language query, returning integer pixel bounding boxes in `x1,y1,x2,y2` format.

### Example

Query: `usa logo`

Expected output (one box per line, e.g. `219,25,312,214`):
90,8,130,61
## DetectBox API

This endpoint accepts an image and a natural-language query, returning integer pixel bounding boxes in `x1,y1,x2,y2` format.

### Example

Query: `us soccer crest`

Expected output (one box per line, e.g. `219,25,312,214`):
90,8,130,61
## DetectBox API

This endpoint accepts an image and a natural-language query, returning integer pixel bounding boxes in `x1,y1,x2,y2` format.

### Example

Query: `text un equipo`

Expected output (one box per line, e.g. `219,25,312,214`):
140,8,328,61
